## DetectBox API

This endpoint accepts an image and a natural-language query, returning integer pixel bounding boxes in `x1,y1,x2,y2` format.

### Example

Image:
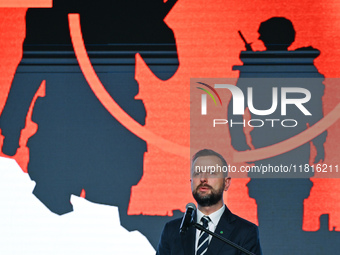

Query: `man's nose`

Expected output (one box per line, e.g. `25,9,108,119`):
200,173,208,182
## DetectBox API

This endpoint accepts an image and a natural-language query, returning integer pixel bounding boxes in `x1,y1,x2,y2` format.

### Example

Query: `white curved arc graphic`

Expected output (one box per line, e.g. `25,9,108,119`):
68,13,340,163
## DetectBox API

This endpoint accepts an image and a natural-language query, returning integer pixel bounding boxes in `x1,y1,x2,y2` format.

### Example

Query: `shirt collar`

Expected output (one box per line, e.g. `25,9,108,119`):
196,204,225,226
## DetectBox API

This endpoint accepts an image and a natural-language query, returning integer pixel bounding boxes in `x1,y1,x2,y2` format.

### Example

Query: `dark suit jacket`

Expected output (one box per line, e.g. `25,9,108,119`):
156,206,262,255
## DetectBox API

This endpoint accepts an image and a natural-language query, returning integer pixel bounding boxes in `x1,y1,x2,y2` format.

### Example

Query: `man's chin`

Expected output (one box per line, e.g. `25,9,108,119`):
193,193,212,205
193,189,223,207
197,189,211,196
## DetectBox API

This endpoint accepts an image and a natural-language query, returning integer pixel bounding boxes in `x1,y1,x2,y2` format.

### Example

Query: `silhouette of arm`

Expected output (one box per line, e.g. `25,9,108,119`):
294,47,326,162
0,75,42,156
227,86,251,152
308,79,327,163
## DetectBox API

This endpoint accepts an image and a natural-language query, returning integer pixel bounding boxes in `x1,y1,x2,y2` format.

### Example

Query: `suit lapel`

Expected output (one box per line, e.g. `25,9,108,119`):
206,206,236,255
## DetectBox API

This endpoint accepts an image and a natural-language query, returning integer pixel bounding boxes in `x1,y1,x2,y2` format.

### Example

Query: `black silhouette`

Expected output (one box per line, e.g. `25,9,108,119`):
229,17,338,254
0,0,181,248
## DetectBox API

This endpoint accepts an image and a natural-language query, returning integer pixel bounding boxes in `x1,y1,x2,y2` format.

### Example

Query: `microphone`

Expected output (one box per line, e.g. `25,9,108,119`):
179,203,196,234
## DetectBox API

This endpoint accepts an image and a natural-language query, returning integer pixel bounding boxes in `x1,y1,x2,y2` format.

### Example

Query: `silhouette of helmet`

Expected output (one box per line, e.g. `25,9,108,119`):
258,17,295,50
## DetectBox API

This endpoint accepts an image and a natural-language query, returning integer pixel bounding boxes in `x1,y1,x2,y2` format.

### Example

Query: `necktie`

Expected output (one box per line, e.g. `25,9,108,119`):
197,216,210,255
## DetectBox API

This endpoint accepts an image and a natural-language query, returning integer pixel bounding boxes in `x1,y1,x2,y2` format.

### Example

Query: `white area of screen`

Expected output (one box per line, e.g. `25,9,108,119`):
0,156,155,254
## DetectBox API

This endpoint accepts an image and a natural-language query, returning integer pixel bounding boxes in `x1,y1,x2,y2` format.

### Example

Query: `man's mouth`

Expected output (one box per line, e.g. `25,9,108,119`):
198,185,211,191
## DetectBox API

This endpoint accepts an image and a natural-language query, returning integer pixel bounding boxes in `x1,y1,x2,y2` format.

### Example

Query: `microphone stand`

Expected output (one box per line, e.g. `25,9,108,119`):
192,222,256,255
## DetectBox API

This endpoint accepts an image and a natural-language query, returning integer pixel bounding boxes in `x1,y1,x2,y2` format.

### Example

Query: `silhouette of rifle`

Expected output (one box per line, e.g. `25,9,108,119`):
238,30,253,51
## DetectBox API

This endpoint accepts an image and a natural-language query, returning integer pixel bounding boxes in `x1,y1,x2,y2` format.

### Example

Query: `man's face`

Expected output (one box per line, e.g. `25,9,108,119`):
191,155,231,207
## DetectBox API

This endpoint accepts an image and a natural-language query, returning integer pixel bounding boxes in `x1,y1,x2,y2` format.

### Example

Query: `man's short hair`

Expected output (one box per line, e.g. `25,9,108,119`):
192,149,229,176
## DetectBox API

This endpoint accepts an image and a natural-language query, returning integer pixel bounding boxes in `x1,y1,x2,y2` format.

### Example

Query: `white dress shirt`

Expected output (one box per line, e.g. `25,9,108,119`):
195,204,225,255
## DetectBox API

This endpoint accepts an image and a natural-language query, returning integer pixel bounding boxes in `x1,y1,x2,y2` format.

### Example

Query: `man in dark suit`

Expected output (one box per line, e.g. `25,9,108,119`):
156,149,262,255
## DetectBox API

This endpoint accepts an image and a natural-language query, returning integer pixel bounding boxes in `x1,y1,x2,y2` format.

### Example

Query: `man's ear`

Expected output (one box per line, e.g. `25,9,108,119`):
224,177,231,191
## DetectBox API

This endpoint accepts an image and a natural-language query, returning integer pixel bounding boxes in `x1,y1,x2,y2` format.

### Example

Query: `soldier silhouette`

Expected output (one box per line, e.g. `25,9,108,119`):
0,0,180,248
229,17,329,254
